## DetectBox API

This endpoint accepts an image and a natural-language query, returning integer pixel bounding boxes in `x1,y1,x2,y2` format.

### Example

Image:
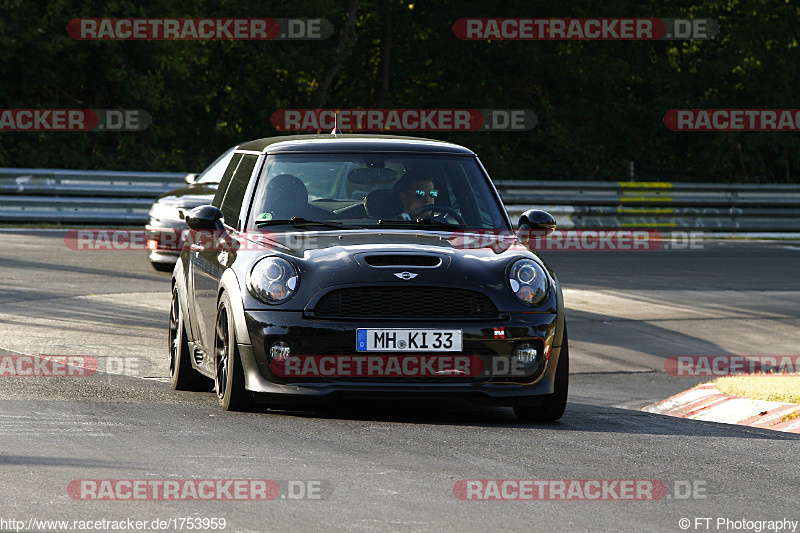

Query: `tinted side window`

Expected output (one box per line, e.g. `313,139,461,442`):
212,153,244,208
220,154,257,229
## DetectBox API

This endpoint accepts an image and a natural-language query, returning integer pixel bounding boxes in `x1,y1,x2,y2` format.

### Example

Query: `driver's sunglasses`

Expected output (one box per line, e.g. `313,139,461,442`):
413,189,438,198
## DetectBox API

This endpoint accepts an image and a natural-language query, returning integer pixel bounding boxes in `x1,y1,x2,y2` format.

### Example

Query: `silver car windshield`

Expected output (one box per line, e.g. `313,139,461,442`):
247,154,509,230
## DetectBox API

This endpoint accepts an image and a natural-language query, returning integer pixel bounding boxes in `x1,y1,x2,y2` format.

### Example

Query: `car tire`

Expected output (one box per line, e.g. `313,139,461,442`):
152,261,175,273
514,325,569,423
214,292,252,411
168,286,211,391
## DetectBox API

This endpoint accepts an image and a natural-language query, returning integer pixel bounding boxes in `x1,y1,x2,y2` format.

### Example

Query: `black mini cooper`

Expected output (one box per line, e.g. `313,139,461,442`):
169,134,568,422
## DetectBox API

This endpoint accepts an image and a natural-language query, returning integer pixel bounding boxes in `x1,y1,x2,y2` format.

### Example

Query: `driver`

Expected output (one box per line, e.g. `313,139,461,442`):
392,173,438,219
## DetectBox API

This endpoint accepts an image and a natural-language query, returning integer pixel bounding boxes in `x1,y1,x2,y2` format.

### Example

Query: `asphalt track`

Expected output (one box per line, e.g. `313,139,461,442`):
0,231,798,532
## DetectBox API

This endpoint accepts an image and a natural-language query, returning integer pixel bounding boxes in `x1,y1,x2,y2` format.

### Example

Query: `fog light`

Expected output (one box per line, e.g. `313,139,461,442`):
513,343,539,365
270,341,291,361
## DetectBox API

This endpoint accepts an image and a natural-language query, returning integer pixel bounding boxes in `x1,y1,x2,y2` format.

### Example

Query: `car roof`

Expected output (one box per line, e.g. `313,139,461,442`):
237,134,476,156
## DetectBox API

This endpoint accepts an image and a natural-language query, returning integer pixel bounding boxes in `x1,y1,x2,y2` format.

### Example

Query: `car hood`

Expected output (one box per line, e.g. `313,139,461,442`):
240,229,521,258
155,182,218,208
233,229,555,313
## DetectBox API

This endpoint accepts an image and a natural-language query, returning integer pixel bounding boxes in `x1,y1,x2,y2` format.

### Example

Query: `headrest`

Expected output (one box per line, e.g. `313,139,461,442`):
264,174,308,211
365,188,403,219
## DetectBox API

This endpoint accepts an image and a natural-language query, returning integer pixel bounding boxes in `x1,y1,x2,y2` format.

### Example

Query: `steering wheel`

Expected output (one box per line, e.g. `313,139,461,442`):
408,204,466,226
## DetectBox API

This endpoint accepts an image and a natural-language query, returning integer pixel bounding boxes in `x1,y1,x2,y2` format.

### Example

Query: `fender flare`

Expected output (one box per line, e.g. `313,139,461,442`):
171,257,196,343
219,268,253,346
553,278,565,348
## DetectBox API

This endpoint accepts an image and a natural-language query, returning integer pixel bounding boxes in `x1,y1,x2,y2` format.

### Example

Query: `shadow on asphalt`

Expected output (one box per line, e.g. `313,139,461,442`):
50,373,793,441
4,372,796,441
567,308,734,362
0,257,167,283
244,398,798,440
0,300,167,331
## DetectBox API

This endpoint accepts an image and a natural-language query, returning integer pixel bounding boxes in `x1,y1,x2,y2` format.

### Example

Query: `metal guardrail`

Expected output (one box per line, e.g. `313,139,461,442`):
0,168,798,231
497,180,800,232
0,168,187,224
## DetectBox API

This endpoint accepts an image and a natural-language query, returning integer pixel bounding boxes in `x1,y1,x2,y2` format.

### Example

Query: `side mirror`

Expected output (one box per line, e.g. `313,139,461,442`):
184,173,198,185
185,205,224,231
518,209,556,249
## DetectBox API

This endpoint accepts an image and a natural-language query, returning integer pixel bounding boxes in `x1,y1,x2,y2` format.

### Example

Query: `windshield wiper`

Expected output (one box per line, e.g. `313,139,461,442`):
377,218,462,230
256,217,356,230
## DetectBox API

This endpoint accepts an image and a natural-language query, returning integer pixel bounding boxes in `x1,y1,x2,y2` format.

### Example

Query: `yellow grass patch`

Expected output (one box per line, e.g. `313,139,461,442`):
780,410,800,423
714,373,800,404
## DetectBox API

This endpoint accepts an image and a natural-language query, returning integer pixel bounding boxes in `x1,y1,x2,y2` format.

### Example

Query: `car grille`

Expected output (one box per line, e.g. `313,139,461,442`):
364,254,442,267
313,287,498,319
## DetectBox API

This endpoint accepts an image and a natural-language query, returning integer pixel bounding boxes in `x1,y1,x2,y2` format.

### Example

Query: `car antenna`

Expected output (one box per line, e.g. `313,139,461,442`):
331,111,342,135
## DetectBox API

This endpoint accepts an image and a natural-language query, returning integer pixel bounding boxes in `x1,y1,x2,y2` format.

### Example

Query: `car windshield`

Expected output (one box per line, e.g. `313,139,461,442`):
246,154,509,231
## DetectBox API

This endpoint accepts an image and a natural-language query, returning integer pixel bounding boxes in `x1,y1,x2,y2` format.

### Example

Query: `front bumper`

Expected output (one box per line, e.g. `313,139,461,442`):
237,310,562,406
145,222,187,265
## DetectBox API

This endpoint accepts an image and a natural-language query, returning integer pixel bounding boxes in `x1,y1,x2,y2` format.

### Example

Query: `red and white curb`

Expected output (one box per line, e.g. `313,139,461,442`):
642,383,800,434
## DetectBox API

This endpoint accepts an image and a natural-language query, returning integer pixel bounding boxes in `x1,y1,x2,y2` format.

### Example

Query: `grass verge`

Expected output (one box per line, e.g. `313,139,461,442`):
714,373,800,404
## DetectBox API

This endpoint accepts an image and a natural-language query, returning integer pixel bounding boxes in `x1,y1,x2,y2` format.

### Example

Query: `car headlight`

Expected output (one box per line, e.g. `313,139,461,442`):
508,259,548,305
148,202,182,222
248,257,299,304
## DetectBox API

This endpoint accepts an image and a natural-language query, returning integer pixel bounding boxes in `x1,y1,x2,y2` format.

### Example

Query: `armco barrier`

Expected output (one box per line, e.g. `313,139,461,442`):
0,168,798,231
497,180,800,232
0,168,186,224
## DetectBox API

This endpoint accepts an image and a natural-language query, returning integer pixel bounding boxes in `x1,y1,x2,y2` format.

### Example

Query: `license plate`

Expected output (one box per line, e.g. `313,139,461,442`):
356,329,463,352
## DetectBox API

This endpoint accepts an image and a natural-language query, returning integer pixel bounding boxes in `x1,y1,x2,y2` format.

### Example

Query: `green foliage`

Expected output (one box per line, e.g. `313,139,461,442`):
0,0,797,182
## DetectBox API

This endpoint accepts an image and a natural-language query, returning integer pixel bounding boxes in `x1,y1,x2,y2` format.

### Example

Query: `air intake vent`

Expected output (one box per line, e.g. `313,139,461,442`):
314,287,498,319
364,255,442,267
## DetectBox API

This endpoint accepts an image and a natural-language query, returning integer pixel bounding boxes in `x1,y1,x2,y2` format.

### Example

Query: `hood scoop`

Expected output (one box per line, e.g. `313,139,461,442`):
363,254,443,268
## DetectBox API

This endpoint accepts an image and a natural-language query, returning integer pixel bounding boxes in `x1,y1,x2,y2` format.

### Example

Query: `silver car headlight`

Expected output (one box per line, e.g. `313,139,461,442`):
508,259,548,305
148,202,181,222
248,257,299,304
